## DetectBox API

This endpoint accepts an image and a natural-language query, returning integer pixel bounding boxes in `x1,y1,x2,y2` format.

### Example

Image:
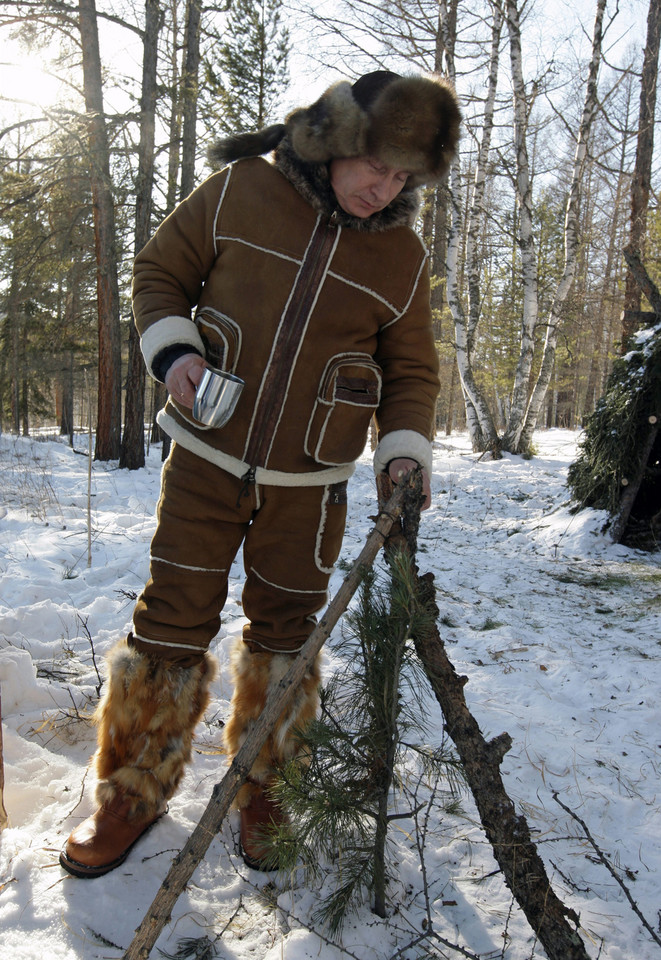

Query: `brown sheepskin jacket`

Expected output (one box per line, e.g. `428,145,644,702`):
132,143,440,487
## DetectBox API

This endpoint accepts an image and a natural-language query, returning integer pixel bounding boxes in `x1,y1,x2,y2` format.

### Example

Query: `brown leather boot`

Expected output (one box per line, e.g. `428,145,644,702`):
239,787,288,870
59,793,166,879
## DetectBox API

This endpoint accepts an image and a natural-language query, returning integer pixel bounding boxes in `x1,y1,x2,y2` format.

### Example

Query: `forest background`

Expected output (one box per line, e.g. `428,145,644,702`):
0,0,657,466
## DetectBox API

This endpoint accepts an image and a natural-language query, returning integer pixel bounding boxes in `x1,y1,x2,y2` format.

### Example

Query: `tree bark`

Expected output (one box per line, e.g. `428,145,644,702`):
622,246,661,316
0,690,8,831
519,0,606,449
412,603,589,959
7,261,22,435
60,349,75,446
440,0,500,453
123,481,410,960
621,0,661,346
78,0,122,461
120,0,162,470
179,0,201,200
377,477,590,960
462,0,503,453
501,0,539,454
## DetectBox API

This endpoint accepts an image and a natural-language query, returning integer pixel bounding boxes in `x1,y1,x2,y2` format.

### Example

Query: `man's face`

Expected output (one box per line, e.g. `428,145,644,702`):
329,156,409,218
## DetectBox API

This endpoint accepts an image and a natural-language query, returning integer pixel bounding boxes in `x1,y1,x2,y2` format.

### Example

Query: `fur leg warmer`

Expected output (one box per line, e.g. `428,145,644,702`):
223,636,321,810
93,640,216,820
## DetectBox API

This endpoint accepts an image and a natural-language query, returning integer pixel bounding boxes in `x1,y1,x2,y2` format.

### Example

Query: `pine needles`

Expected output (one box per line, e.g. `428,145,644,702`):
567,317,661,527
270,550,463,936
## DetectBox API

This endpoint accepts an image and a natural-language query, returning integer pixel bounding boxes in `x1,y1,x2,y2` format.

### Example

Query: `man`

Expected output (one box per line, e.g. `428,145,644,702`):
60,70,460,877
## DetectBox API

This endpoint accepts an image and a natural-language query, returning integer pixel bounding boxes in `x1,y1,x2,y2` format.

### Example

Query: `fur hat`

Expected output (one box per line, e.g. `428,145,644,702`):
210,71,461,188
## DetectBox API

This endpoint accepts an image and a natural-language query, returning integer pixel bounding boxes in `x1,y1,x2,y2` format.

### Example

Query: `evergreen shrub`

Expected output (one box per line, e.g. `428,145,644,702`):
567,318,661,524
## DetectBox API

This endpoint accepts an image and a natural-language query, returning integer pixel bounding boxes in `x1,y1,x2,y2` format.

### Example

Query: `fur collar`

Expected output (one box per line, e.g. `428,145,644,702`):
273,136,420,234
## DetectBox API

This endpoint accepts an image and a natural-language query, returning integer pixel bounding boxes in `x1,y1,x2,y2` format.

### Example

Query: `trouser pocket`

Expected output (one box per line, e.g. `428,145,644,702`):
241,481,348,653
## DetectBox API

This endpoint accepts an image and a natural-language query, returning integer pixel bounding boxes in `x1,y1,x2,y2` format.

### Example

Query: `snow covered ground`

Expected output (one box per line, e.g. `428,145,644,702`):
1,428,659,960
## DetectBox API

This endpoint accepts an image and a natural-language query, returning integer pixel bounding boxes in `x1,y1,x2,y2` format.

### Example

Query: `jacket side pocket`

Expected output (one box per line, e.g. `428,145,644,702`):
194,308,242,373
305,354,382,465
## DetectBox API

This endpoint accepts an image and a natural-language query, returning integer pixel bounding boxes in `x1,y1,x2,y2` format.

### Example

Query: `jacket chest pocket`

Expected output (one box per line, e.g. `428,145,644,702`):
305,354,382,465
195,308,242,373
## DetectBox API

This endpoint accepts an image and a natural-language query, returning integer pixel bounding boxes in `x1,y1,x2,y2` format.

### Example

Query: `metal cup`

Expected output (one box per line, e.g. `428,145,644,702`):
193,367,245,428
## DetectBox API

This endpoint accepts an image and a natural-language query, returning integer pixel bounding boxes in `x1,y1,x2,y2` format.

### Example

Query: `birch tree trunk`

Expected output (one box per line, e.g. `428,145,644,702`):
501,0,538,454
79,0,122,461
440,0,500,453
120,0,162,470
519,0,606,450
463,0,502,452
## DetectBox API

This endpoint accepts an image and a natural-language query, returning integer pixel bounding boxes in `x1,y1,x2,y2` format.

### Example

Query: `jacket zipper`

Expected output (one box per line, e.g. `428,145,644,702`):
238,215,339,500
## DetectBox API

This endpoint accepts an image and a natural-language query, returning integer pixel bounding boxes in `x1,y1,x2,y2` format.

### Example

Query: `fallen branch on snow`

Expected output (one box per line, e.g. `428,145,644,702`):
554,792,661,950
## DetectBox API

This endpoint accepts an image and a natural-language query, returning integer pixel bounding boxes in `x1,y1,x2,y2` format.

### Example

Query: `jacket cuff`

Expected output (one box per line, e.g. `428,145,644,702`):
139,316,206,379
152,344,204,383
373,429,433,478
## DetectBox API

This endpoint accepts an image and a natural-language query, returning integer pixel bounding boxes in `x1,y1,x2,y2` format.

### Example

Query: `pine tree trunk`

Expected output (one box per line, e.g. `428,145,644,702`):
20,325,29,436
180,0,201,200
155,0,183,464
370,602,406,919
519,0,606,450
120,0,162,470
7,266,21,434
78,0,122,461
621,0,661,346
166,0,183,214
60,350,75,445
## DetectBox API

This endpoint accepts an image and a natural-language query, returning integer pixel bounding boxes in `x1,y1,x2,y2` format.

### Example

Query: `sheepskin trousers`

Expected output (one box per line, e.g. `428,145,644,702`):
131,444,348,660
92,444,346,815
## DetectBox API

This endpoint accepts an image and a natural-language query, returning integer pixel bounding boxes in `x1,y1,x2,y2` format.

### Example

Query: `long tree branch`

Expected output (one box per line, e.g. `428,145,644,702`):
123,479,411,960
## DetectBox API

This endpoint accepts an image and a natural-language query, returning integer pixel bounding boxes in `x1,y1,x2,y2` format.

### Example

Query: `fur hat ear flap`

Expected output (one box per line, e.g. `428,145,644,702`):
208,123,286,168
366,75,461,186
286,81,367,164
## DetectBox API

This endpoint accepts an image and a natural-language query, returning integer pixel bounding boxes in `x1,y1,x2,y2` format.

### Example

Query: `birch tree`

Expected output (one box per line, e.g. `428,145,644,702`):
499,0,539,453
444,0,501,452
518,0,606,450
